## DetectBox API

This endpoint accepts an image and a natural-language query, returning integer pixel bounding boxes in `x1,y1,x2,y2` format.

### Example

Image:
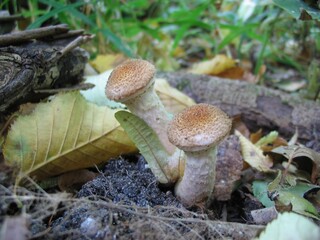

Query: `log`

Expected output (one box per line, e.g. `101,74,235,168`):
158,72,320,149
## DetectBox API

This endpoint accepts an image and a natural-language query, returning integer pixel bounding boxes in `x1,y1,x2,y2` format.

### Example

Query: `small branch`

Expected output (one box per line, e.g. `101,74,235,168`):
46,29,85,40
0,24,69,46
0,14,23,22
58,34,93,57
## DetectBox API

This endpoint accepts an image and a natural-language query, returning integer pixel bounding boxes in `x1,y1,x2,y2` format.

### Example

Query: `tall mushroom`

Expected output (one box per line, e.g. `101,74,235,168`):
106,59,181,180
167,103,232,207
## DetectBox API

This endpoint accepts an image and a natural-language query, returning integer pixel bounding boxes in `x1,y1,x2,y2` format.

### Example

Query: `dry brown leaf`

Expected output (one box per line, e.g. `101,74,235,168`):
216,66,245,79
271,145,320,183
250,129,263,144
232,115,250,139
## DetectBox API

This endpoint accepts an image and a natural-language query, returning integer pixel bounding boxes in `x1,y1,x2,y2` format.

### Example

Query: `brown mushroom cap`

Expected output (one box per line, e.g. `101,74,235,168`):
106,59,156,102
167,104,232,152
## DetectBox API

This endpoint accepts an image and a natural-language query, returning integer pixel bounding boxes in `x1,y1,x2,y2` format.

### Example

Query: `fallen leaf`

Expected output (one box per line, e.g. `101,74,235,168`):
81,70,125,109
253,180,275,208
89,54,127,73
255,131,279,148
267,171,320,220
115,111,173,184
250,129,263,144
3,92,136,180
232,115,250,139
276,79,306,92
82,70,195,114
299,9,313,20
235,130,273,172
216,66,244,79
288,128,299,146
189,54,236,75
271,145,320,182
273,191,320,220
154,78,196,113
251,130,287,152
255,212,320,240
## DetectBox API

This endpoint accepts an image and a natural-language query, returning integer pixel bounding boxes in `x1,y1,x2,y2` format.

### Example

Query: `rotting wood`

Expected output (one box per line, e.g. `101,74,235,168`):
158,72,320,147
0,26,91,113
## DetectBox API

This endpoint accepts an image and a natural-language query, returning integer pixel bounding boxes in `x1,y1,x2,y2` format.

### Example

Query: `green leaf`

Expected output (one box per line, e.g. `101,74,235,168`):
273,0,320,20
267,170,320,196
255,131,278,148
276,191,320,220
253,171,320,209
253,180,275,207
256,212,320,240
267,171,320,220
115,111,170,184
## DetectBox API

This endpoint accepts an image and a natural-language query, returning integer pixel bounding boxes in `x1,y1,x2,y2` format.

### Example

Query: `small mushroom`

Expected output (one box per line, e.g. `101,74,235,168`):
106,59,175,153
167,103,232,207
106,59,181,180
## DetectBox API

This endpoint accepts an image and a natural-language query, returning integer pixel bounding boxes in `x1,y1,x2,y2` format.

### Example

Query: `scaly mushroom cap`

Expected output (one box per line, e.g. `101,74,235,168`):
167,104,232,152
106,59,156,102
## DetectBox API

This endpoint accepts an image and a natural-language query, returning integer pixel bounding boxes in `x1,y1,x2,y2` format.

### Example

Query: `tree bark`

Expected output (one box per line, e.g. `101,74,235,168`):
158,72,320,148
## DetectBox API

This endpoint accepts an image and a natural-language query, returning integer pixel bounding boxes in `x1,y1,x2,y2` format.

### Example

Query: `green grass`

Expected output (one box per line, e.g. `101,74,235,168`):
2,0,319,92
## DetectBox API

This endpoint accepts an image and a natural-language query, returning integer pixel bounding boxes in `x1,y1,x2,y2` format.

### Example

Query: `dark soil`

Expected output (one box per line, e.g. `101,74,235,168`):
45,157,261,239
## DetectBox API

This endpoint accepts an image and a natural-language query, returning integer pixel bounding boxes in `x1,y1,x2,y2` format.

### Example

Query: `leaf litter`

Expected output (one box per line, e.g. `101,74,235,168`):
0,156,263,240
1,56,320,238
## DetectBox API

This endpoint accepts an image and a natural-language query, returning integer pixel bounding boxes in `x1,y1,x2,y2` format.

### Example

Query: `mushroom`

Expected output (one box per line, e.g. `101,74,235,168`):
167,103,232,207
106,59,181,180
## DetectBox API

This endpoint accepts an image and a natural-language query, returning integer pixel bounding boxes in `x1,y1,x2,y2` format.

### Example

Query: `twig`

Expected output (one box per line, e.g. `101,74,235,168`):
0,24,69,46
46,29,85,40
57,34,93,58
0,14,23,22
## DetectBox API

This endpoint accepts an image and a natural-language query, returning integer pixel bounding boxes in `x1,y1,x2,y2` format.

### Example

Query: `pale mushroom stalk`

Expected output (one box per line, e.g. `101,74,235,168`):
175,148,217,207
167,103,232,207
106,59,182,181
123,85,175,155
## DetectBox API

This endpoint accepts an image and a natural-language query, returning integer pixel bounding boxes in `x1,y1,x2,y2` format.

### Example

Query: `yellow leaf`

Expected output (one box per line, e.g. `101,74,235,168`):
235,130,273,172
3,92,136,180
189,54,236,75
90,54,127,73
155,78,196,114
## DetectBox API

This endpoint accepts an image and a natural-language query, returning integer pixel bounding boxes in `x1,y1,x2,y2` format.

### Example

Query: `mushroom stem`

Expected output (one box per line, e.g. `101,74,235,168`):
124,85,176,155
167,103,232,207
175,148,216,207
